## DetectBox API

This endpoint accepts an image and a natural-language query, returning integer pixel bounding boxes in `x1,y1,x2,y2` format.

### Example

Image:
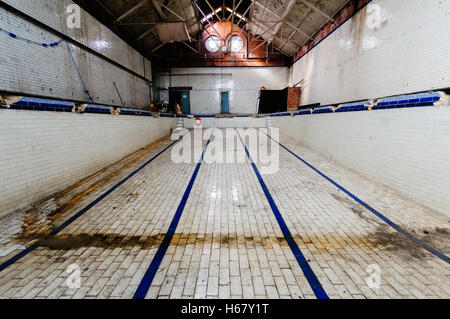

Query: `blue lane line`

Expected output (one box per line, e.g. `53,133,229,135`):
133,130,214,299
263,132,450,265
0,135,186,273
236,129,329,299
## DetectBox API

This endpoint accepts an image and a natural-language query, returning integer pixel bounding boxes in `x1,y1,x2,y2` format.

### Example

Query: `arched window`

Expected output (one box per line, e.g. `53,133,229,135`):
205,36,221,53
230,35,244,53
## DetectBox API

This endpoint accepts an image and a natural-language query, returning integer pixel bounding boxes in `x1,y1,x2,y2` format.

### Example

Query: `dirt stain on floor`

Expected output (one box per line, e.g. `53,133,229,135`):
14,136,449,262
330,192,385,225
19,233,292,251
21,233,164,250
329,191,450,258
19,136,170,238
15,227,450,263
372,226,450,259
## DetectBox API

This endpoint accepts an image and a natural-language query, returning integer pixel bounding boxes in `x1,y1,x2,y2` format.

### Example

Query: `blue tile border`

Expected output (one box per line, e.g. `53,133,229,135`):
0,91,446,118
269,112,292,117
312,107,334,114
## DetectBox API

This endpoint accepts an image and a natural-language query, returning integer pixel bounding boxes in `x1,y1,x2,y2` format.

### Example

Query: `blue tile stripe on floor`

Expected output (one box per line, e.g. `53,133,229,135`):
263,132,450,265
133,130,215,299
236,129,329,299
0,134,187,273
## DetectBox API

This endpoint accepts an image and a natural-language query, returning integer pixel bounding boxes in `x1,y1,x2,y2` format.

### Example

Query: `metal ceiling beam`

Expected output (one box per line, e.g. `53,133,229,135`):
152,0,167,20
231,0,236,29
299,0,334,22
226,0,244,22
182,41,199,53
249,35,292,56
247,20,298,54
252,19,288,22
251,0,313,40
282,2,316,49
93,0,116,17
90,0,157,54
157,0,186,21
291,0,348,53
204,0,222,21
270,0,297,38
248,39,268,54
248,30,294,56
117,22,158,26
194,1,225,40
229,2,255,38
271,44,291,57
192,1,202,32
234,1,286,39
114,0,148,24
285,10,311,42
254,0,296,49
151,42,167,53
136,25,158,41
253,20,282,42
177,0,191,32
248,22,282,55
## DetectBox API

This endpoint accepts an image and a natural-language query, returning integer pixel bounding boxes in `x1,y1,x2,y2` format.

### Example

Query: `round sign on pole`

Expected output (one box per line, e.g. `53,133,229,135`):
194,118,202,127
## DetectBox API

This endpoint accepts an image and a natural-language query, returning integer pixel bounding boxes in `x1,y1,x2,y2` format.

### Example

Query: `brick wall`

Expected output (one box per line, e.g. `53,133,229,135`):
155,21,289,67
287,87,301,110
0,110,177,218
272,107,450,216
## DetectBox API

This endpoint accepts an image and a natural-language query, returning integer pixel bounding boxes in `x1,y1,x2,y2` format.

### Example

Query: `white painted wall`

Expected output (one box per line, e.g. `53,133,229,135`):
272,107,450,216
183,117,266,128
291,0,450,106
159,67,290,114
0,110,177,218
0,1,152,108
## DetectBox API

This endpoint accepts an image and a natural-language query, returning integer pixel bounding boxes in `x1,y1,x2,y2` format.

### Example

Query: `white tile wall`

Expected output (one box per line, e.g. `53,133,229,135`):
291,0,450,106
2,0,151,78
183,117,266,128
159,67,290,114
0,109,177,218
0,3,151,108
272,107,450,216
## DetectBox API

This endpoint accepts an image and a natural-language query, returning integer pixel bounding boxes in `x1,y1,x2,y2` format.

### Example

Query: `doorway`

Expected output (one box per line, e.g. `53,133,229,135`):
258,89,288,114
169,88,191,114
221,91,229,113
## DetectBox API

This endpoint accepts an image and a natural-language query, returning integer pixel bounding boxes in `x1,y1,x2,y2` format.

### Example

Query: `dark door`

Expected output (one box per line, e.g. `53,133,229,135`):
258,90,288,114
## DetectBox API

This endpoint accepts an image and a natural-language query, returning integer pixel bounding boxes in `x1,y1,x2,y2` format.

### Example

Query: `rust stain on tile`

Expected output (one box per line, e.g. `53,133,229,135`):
21,233,165,250
15,227,449,262
20,135,171,238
